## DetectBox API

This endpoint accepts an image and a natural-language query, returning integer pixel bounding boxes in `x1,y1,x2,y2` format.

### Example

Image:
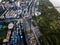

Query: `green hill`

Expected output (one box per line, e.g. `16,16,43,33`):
32,0,60,45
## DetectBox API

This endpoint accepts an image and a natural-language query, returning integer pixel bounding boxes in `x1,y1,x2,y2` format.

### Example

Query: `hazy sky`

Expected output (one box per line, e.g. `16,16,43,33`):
0,0,2,2
49,0,60,6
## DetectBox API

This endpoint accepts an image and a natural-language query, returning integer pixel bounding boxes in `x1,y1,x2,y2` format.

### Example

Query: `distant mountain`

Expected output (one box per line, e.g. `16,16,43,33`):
43,0,49,1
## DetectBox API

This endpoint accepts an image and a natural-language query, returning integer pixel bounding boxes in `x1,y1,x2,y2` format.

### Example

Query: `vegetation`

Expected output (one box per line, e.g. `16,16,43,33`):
32,0,60,45
0,22,8,44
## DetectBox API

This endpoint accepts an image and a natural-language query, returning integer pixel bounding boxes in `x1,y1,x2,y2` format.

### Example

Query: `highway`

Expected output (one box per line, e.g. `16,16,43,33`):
31,24,41,45
26,17,41,45
26,0,41,45
23,19,31,45
23,19,37,45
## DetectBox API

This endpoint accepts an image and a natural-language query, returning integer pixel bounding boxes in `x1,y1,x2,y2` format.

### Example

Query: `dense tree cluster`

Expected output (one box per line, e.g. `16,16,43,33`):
0,22,8,44
32,0,60,45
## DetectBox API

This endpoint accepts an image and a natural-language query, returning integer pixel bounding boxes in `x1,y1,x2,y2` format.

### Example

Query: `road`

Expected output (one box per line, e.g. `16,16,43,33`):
0,18,21,22
26,18,41,45
25,0,41,45
31,24,41,45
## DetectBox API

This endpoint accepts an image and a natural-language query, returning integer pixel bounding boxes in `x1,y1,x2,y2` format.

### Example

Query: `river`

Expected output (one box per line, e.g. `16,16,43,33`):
49,0,60,13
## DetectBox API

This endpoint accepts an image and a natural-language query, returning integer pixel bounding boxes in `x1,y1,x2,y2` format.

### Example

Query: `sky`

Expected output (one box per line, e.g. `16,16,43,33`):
49,0,60,12
0,0,2,2
49,0,60,6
